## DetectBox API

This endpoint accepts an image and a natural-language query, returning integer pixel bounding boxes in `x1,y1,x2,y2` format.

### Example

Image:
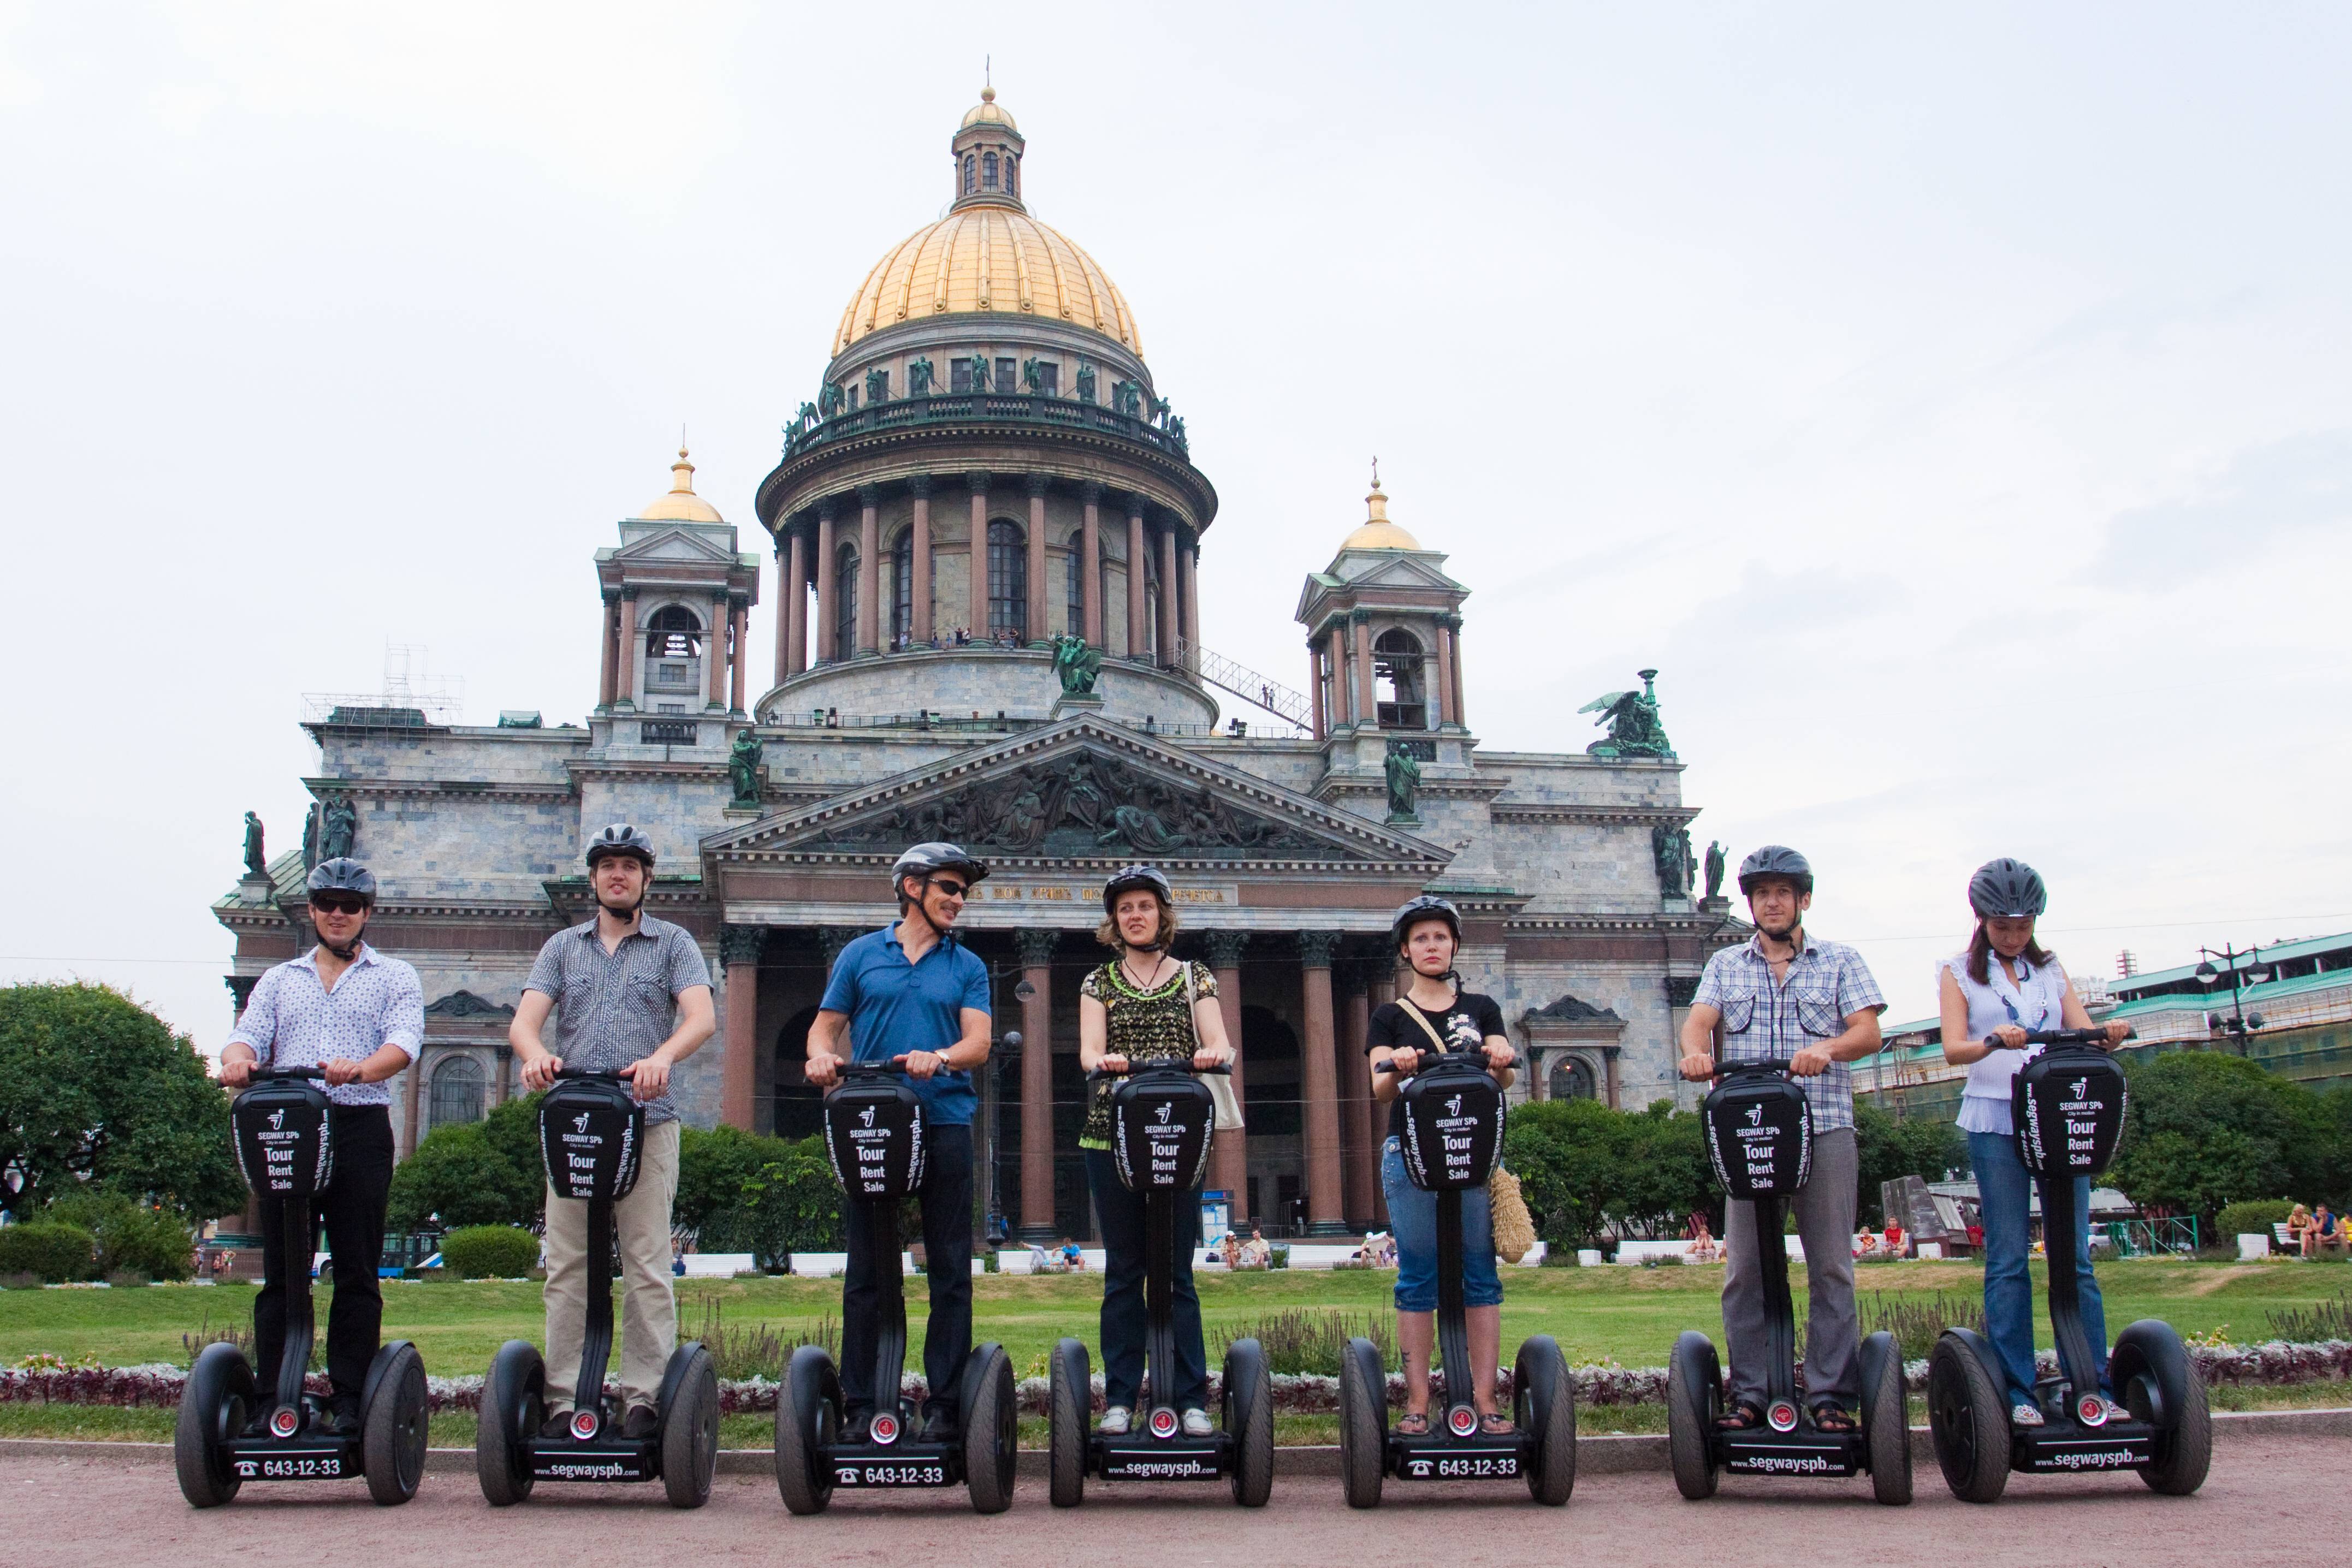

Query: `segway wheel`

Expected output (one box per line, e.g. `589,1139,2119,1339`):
361,1341,429,1507
660,1344,719,1509
1513,1334,1577,1506
1926,1333,2009,1504
2114,1319,2211,1496
1048,1337,1089,1508
475,1339,544,1506
174,1341,254,1508
1858,1330,1912,1506
1337,1335,1386,1510
773,1345,839,1516
1224,1337,1274,1508
1666,1331,1720,1501
963,1344,1019,1516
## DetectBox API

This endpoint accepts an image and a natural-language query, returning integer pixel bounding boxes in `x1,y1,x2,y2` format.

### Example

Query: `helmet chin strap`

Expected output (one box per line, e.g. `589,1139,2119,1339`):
318,921,365,961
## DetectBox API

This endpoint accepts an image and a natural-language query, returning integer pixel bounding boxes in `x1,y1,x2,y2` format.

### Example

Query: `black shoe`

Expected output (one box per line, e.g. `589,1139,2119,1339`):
919,1407,957,1444
540,1410,576,1441
622,1404,659,1440
840,1409,873,1445
241,1407,272,1439
329,1395,362,1438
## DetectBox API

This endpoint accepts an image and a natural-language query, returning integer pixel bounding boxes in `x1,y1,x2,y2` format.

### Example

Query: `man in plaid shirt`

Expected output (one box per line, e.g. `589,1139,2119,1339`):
1680,845,1886,1432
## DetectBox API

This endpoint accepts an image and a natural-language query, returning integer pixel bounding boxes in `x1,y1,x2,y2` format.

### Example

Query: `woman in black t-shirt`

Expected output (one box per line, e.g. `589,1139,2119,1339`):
1366,896,1519,1436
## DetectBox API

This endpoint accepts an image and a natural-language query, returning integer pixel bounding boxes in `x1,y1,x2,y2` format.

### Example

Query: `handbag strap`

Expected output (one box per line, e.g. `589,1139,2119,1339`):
1399,995,1454,1058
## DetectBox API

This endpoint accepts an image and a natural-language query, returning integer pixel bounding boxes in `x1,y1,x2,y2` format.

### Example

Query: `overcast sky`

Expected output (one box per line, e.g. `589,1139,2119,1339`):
5,2,2348,1050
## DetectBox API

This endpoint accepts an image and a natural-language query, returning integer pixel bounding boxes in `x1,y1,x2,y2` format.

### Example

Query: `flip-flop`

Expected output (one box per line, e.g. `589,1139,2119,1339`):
1395,1412,1430,1435
1479,1412,1516,1436
1715,1399,1766,1431
1810,1402,1859,1433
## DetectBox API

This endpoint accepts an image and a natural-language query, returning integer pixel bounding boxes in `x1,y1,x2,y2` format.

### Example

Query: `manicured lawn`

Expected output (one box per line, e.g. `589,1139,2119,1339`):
3,1259,2347,1377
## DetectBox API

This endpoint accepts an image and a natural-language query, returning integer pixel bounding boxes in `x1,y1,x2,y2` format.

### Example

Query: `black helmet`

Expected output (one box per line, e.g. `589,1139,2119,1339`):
891,841,988,893
1737,845,1814,896
1968,858,2047,919
1391,895,1461,951
306,858,376,903
1102,864,1172,913
585,823,655,868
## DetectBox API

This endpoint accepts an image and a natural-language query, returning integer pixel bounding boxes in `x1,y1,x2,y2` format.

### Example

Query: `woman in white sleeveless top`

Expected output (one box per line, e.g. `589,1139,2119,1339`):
1935,858,2130,1429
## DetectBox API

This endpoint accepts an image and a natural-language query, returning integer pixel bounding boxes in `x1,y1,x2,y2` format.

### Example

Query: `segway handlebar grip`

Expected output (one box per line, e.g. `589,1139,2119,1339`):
1981,1028,2124,1049
1087,1060,1231,1082
551,1066,629,1082
837,1059,913,1078
250,1065,327,1082
1719,1056,1792,1074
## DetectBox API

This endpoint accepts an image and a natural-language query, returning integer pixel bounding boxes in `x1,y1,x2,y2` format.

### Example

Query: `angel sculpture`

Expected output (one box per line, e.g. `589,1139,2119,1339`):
1578,669,1674,759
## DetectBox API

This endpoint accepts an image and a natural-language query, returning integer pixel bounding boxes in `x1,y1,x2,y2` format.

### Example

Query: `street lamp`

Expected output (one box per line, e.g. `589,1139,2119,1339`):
2194,943,2270,1056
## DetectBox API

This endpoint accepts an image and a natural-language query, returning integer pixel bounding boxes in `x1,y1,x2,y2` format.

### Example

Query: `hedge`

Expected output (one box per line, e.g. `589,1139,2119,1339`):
2215,1198,2298,1240
439,1225,542,1279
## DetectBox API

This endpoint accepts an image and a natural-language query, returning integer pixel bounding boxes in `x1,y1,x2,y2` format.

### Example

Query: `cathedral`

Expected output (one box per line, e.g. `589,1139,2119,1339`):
214,89,1738,1240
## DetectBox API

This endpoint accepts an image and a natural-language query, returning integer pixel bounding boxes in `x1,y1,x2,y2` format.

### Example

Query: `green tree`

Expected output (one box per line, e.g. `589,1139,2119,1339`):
676,1124,796,1233
387,1122,542,1230
1855,1103,1966,1226
1502,1097,1713,1248
0,982,245,1220
2108,1050,2332,1226
696,1137,844,1267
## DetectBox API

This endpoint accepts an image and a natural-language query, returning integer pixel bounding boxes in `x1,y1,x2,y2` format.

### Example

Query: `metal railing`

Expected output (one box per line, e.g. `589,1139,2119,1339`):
781,392,1191,462
1174,638,1313,733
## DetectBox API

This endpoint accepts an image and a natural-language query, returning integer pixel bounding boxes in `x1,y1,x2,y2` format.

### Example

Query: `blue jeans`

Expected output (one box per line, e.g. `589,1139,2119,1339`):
1968,1129,2109,1404
1381,1136,1503,1313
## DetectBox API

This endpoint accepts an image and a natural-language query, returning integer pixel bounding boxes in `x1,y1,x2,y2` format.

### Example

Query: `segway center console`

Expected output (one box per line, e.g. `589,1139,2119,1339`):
773,1058,1019,1516
1339,1050,1577,1508
475,1070,719,1507
1667,1059,1911,1505
1048,1061,1273,1507
175,1066,428,1508
1928,1030,2209,1501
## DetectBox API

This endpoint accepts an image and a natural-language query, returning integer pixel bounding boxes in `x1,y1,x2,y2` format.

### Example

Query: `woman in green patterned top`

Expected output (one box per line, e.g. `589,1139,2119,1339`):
1076,865,1237,1437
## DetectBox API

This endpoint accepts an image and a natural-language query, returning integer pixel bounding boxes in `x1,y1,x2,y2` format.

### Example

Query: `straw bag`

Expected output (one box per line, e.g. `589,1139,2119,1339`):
1183,960,1245,1133
1397,999,1537,1263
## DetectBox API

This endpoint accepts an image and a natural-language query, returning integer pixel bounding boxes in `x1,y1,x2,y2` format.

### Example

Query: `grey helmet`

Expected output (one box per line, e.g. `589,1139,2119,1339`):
1737,845,1814,896
306,858,376,904
585,823,656,868
1102,864,1173,913
1968,858,2047,919
891,841,988,895
1390,894,1462,951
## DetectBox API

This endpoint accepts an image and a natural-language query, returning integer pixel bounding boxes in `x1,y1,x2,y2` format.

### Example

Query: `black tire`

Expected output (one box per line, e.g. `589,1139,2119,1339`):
1858,1330,1912,1506
1049,1337,1089,1507
1337,1335,1385,1510
1512,1335,1576,1506
2114,1319,2212,1496
361,1342,428,1507
1666,1332,1720,1501
1926,1333,2009,1504
660,1344,719,1509
174,1342,253,1509
773,1345,838,1516
963,1345,1018,1516
1224,1338,1274,1508
475,1339,543,1507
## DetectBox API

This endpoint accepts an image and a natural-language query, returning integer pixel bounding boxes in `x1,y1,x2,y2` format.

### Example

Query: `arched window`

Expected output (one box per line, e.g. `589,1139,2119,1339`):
891,528,914,647
1373,627,1429,729
982,151,998,191
1065,542,1083,639
428,1055,485,1130
643,604,703,696
1005,156,1018,197
834,545,858,662
987,520,1026,642
1548,1056,1598,1102
962,152,976,194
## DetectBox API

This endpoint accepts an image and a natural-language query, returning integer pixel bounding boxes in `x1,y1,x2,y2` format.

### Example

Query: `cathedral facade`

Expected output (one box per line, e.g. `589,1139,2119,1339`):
215,91,1738,1240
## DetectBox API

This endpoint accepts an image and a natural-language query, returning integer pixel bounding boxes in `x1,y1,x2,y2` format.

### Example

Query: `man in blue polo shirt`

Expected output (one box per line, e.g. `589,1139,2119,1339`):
807,841,995,1443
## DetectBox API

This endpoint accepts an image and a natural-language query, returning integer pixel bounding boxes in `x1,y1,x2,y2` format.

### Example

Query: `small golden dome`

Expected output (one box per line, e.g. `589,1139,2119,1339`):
637,447,724,524
961,85,1017,131
1340,474,1420,550
836,206,1142,358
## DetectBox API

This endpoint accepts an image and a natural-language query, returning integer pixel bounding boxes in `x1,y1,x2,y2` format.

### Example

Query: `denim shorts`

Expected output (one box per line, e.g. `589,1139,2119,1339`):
1381,1136,1503,1312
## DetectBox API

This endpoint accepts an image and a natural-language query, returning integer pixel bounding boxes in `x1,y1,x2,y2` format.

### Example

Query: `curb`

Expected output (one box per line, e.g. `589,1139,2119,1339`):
5,1407,2344,1478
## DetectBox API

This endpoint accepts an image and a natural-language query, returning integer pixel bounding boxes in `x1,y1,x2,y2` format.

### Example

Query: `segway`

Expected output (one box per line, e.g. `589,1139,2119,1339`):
1048,1061,1273,1506
772,1056,1019,1515
1927,1029,2209,1501
175,1066,428,1508
474,1068,719,1507
1666,1059,1911,1505
1338,1050,1577,1507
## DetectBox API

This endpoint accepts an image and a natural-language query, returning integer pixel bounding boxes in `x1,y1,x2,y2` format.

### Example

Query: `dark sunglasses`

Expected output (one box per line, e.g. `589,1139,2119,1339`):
310,895,368,916
928,878,970,899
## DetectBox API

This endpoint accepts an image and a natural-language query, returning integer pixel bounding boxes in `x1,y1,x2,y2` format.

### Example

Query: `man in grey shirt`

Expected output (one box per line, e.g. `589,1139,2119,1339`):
512,824,714,1439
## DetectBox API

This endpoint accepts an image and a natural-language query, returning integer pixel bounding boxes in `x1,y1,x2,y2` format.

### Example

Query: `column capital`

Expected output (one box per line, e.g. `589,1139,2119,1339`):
966,470,993,496
1348,607,1372,625
1122,491,1147,519
1080,480,1104,505
1026,473,1052,500
1297,930,1344,969
224,974,259,1009
907,473,934,498
816,496,839,522
602,587,620,605
619,585,640,601
818,925,863,968
1014,928,1060,966
1200,929,1251,970
856,481,881,507
719,923,768,967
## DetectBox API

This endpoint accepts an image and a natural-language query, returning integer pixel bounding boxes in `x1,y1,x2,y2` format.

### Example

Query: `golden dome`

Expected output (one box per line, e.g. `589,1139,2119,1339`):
637,448,724,523
1341,474,1420,550
961,85,1016,130
834,205,1143,358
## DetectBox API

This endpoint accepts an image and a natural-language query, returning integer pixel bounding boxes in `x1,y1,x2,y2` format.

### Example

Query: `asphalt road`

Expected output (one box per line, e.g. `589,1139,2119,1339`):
7,1434,2326,1567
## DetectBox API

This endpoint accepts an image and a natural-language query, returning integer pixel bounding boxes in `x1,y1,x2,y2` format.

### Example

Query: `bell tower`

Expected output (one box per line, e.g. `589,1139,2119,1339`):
950,86,1027,212
1295,470,1471,749
593,448,760,743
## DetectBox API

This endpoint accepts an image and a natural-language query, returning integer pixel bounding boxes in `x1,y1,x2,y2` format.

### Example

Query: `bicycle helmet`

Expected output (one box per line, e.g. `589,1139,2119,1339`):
305,858,376,904
1968,858,2047,919
890,841,989,895
1101,864,1173,913
1736,845,1814,897
1390,895,1462,951
585,823,655,868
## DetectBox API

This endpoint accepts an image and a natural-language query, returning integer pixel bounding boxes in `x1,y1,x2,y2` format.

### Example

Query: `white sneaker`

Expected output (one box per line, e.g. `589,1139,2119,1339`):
2095,1395,2130,1423
2010,1401,2045,1427
1098,1406,1131,1436
1180,1407,1214,1438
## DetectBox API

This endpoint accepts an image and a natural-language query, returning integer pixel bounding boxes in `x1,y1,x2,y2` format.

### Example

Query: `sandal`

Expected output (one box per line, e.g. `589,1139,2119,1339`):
1715,1399,1766,1431
1395,1412,1430,1435
1810,1402,1858,1433
1479,1411,1515,1436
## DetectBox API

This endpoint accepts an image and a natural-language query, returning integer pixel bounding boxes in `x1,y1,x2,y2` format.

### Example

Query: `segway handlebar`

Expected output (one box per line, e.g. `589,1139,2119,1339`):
1367,1048,1517,1083
246,1064,327,1082
550,1066,629,1082
1980,1027,2131,1049
1717,1056,1793,1075
1086,1059,1233,1083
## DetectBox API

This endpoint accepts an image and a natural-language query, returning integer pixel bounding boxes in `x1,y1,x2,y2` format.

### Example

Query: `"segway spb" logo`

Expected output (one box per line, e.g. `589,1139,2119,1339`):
570,1409,601,1441
869,1412,900,1446
1149,1408,1181,1439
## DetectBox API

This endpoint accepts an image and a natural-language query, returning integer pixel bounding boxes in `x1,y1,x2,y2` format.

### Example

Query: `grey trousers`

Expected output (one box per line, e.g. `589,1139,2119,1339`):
1722,1126,1859,1407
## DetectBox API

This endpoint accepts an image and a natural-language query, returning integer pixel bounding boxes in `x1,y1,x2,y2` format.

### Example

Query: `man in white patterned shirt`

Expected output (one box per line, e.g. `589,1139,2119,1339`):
222,857,423,1435
1679,845,1886,1434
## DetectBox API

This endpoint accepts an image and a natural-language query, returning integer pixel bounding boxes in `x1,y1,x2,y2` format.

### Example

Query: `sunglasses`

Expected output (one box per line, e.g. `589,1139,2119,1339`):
928,879,970,899
311,895,368,916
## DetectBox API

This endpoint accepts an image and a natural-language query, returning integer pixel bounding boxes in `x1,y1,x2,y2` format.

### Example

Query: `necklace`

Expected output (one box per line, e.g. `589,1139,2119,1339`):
1120,953,1173,992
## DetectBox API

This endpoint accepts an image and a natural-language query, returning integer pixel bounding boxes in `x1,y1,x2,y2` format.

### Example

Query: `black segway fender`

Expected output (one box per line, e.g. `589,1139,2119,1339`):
654,1338,703,1426
2112,1318,2211,1496
1856,1330,1912,1506
1224,1337,1275,1508
1513,1334,1577,1506
359,1341,428,1506
774,1345,840,1516
1937,1326,2001,1390
1337,1334,1387,1509
1048,1338,1090,1508
1926,1329,2010,1504
962,1343,1018,1515
659,1342,720,1508
475,1339,545,1506
174,1341,256,1508
1665,1331,1721,1501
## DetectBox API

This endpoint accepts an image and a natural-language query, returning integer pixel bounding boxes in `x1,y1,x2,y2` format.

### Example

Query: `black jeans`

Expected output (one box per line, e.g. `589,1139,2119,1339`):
1085,1147,1207,1411
843,1122,973,1422
255,1104,394,1403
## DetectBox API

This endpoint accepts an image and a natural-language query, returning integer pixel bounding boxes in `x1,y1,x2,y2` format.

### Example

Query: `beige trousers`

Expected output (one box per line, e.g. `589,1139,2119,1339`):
542,1118,680,1413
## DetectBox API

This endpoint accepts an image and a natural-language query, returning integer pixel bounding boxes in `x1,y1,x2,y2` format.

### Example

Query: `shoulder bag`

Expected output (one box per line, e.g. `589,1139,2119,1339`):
1183,960,1245,1133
